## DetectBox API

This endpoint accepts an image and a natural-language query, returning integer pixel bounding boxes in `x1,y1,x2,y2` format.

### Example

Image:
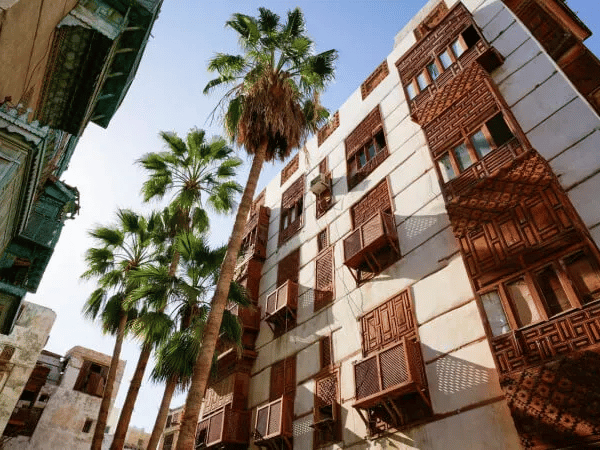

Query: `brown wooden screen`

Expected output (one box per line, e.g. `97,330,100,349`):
360,289,415,356
277,249,300,286
281,154,299,185
361,60,389,99
315,247,334,312
317,111,340,147
270,356,296,401
320,335,333,369
351,179,391,228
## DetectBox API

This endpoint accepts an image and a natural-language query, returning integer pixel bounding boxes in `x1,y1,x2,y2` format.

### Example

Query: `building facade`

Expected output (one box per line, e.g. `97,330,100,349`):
0,0,162,334
2,346,125,450
0,0,161,434
193,0,600,449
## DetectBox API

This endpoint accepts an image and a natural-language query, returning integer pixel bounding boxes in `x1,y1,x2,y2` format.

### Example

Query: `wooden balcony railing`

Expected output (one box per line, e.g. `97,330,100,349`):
196,404,250,448
265,280,298,319
491,300,600,376
228,301,260,332
353,338,428,410
253,395,294,445
343,211,399,273
444,138,525,202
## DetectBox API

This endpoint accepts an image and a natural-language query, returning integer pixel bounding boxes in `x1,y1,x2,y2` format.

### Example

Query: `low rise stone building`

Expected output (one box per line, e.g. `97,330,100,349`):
2,346,125,450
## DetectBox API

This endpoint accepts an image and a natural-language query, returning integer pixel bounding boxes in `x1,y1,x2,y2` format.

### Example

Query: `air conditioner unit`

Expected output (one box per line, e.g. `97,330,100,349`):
310,173,330,195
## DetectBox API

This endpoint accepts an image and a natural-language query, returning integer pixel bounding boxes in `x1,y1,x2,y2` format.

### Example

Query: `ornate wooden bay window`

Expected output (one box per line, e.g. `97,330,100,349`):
502,0,600,114
345,107,389,191
397,3,503,117
311,158,333,219
279,175,305,246
196,372,252,449
353,290,430,434
265,249,300,335
343,179,400,285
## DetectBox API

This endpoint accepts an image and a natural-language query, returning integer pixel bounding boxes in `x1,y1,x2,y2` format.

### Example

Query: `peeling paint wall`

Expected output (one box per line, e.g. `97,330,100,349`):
0,302,55,435
5,346,125,450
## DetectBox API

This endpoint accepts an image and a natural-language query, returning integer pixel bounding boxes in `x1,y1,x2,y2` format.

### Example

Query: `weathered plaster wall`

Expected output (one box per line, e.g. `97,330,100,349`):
6,346,125,450
0,0,78,111
0,302,55,434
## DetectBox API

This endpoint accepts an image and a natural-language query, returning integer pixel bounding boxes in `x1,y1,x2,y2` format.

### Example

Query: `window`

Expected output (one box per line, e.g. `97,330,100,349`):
317,229,328,253
162,433,174,450
439,50,453,69
416,71,429,90
279,176,305,246
73,360,108,397
451,37,465,58
406,82,417,100
82,419,93,433
427,61,440,81
436,113,515,182
480,250,600,336
345,107,388,190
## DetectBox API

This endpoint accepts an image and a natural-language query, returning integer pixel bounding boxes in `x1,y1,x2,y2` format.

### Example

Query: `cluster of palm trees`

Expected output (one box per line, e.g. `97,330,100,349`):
82,7,336,450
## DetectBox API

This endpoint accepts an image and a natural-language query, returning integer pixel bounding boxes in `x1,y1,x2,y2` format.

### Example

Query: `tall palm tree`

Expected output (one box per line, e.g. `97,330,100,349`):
81,210,155,450
139,234,248,450
109,130,243,450
176,8,337,449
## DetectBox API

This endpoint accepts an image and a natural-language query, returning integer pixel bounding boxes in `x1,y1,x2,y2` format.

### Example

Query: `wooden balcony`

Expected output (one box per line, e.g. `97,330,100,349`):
253,395,294,449
264,280,298,333
353,338,430,433
196,404,250,449
228,301,260,332
343,211,400,282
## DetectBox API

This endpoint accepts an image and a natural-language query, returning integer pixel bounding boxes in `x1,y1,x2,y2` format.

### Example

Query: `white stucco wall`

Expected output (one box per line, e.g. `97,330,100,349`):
246,0,600,448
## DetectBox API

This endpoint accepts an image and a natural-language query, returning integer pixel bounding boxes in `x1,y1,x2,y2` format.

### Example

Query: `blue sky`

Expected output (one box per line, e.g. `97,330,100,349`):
28,0,600,432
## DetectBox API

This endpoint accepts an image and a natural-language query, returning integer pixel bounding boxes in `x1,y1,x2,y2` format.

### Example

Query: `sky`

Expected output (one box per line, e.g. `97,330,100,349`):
26,0,600,432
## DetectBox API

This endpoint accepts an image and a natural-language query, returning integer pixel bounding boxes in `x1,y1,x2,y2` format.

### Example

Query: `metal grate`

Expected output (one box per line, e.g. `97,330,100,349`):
267,399,282,436
381,344,408,390
207,410,223,445
355,356,379,400
255,405,268,437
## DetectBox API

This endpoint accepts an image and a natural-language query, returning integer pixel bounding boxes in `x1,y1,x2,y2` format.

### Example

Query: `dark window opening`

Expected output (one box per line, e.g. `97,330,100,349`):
82,419,93,433
461,25,481,49
486,114,514,148
38,394,49,402
317,229,328,253
536,266,571,317
19,390,37,403
564,252,600,303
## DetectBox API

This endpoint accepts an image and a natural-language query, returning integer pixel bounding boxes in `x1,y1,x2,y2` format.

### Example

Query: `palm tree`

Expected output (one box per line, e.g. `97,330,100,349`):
139,234,248,450
81,210,155,450
175,8,337,449
109,130,242,450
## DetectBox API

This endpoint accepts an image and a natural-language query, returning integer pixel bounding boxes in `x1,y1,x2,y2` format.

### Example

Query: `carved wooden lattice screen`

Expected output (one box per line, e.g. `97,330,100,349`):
315,247,334,312
351,179,392,228
360,60,389,99
360,289,416,356
281,154,299,185
270,356,296,401
277,249,300,287
279,175,305,245
317,111,340,146
314,371,340,446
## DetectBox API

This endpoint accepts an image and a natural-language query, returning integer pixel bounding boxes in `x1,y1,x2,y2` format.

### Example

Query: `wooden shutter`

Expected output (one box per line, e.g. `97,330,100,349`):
277,248,300,286
350,179,391,228
320,336,333,369
315,248,334,312
73,360,91,391
270,356,296,401
281,154,299,185
319,158,328,174
360,289,416,356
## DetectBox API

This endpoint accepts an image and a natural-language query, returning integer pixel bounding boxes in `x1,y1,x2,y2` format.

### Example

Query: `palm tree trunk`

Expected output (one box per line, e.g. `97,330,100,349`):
175,142,267,450
110,342,153,450
146,374,178,450
91,309,127,450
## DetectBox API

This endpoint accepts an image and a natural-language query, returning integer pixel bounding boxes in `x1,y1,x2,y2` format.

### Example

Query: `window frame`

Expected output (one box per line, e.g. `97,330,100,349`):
479,248,599,337
348,128,387,178
436,113,516,183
